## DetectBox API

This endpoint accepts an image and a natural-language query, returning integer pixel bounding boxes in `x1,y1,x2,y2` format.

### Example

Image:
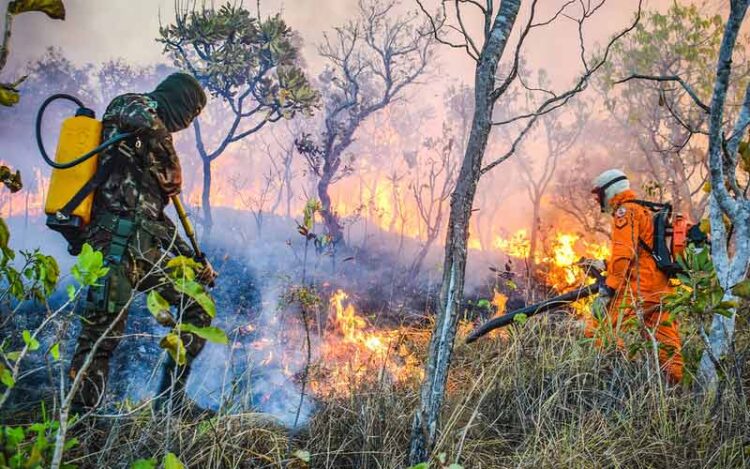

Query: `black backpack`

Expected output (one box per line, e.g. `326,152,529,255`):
628,200,706,277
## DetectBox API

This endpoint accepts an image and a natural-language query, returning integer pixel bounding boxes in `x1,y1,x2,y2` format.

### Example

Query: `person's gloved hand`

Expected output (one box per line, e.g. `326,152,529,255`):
197,258,218,287
578,258,606,273
591,291,611,321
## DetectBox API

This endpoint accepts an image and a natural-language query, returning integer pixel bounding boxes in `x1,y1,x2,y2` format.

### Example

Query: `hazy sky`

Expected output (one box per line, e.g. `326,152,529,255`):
1,0,678,86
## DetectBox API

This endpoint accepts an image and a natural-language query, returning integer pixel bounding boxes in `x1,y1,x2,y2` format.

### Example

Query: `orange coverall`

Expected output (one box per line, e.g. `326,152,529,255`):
586,189,684,383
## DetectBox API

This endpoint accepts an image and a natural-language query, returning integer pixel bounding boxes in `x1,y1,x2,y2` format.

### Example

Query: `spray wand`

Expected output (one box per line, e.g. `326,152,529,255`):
171,195,202,259
171,195,216,286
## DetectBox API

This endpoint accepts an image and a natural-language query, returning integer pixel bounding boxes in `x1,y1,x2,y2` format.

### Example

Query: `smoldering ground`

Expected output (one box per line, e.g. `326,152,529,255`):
0,202,515,428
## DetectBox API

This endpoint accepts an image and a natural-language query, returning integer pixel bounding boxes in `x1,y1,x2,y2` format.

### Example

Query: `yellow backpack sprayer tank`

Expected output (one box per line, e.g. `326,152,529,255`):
45,106,101,224
36,94,132,253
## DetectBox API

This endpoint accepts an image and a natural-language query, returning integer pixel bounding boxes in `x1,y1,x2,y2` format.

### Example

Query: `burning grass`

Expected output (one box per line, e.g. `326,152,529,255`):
494,228,610,292
52,310,749,468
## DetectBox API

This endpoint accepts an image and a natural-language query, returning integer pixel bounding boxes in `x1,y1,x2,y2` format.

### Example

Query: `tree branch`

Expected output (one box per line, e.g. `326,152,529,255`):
614,74,711,113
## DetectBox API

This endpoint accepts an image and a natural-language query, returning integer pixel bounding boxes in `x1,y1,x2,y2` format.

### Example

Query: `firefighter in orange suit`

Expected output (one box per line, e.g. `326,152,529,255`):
586,169,683,384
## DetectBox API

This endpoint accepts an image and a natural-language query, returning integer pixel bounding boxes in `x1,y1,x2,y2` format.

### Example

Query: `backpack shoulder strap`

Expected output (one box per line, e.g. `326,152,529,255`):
58,157,113,219
618,200,661,258
628,199,671,212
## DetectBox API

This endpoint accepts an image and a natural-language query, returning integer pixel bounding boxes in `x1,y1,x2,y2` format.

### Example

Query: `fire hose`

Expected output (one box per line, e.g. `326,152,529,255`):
465,266,604,344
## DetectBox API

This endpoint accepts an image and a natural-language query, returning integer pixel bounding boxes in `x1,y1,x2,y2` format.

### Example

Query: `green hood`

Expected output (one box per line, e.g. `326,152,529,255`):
148,72,207,132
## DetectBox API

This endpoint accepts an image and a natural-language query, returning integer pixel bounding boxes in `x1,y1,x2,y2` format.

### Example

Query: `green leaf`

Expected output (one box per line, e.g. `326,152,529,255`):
160,333,186,366
166,256,202,281
163,452,185,469
8,0,66,19
0,85,20,107
66,284,76,301
174,279,216,318
63,436,78,451
303,199,321,231
0,217,10,251
50,343,60,361
5,351,20,362
513,313,528,325
147,292,175,326
72,244,108,286
147,291,171,319
38,254,60,294
5,425,25,446
0,365,14,388
179,324,228,344
22,330,39,351
475,299,491,310
130,458,157,469
293,449,311,463
407,464,429,469
731,279,750,299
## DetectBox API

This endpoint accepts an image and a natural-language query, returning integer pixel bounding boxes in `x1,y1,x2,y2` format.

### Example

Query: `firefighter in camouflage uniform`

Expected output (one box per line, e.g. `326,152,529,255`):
69,73,217,413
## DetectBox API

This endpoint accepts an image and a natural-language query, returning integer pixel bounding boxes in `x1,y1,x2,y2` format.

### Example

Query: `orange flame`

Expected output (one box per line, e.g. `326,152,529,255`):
494,229,610,292
312,289,423,396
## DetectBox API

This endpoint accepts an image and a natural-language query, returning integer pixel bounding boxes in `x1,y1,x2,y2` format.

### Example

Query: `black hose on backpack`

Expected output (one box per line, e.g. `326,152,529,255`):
35,93,133,169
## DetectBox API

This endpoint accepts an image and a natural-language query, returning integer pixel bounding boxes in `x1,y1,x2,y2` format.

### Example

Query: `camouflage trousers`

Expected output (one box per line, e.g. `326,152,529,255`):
69,217,212,409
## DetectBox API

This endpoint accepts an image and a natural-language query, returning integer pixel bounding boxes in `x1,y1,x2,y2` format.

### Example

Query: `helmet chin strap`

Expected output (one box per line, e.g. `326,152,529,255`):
592,175,628,213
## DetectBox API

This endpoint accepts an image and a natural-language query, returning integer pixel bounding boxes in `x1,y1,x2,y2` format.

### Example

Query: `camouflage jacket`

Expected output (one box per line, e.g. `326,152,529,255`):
94,93,182,222
90,94,193,256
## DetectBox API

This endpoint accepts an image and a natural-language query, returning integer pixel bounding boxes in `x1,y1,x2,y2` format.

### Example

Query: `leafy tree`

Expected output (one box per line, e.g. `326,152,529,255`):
409,125,457,277
600,4,744,220
159,3,319,234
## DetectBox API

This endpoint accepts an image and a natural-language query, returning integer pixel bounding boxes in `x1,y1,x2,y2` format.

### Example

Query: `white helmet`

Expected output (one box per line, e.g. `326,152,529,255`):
591,169,629,212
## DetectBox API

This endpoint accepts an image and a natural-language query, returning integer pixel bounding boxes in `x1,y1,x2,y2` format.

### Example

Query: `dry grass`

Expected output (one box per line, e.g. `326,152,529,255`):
41,315,750,468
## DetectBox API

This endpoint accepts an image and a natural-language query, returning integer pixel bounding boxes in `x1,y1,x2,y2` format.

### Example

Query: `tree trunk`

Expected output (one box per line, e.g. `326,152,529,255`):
285,162,293,219
253,210,264,239
318,173,343,244
697,0,750,389
202,156,213,237
409,231,438,279
699,199,750,385
528,196,541,276
408,4,521,462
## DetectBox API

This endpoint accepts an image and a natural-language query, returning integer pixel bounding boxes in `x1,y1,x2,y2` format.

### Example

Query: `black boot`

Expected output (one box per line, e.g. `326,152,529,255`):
153,355,214,420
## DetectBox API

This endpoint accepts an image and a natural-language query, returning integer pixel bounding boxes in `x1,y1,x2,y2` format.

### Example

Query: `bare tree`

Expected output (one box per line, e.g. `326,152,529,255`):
409,126,457,277
96,59,159,106
230,146,282,240
408,0,643,462
551,151,608,237
268,121,300,219
296,0,433,246
516,93,586,271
